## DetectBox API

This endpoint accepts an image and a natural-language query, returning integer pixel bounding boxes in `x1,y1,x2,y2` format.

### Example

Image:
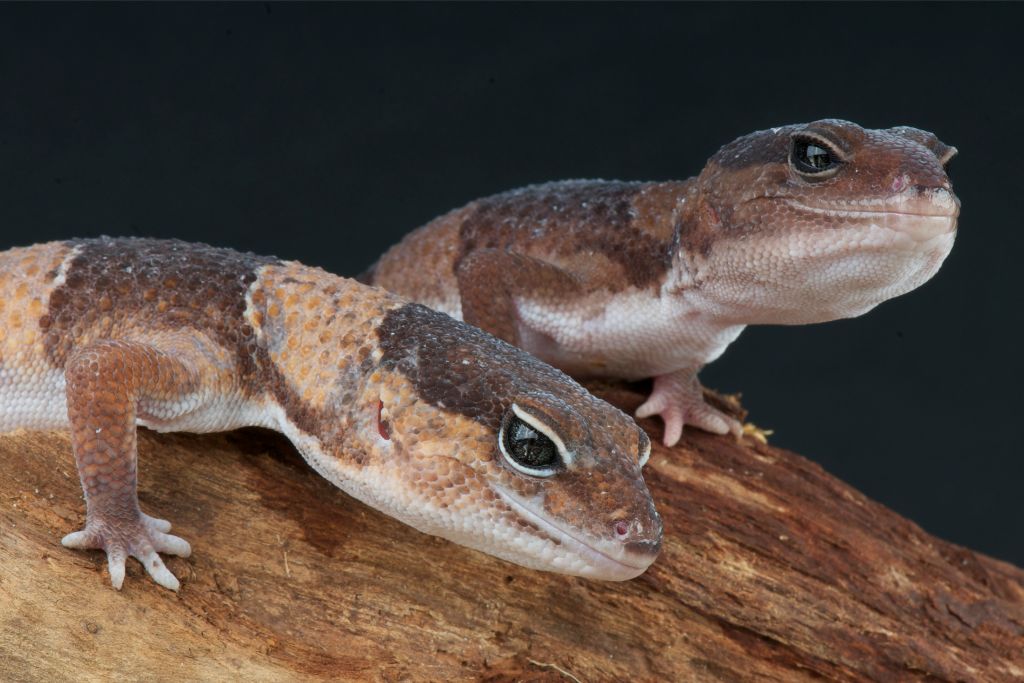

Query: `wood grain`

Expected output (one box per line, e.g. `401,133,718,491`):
1,385,1021,682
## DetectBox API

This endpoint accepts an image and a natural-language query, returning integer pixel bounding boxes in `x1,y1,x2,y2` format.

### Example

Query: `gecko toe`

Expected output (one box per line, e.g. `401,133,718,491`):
107,548,128,590
153,532,192,558
61,528,102,550
686,406,744,438
635,395,667,420
136,548,181,591
691,412,731,436
636,395,685,446
661,411,685,448
141,513,172,533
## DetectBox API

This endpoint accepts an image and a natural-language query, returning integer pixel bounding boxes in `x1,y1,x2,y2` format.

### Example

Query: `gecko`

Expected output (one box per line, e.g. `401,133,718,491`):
0,237,662,591
363,120,960,446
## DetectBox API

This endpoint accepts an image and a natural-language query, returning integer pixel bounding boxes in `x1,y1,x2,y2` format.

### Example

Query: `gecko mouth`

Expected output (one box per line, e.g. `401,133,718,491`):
785,199,958,243
493,485,658,581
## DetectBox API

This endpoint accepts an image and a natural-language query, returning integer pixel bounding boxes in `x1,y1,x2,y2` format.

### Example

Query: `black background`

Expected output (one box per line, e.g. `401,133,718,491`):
1,4,1020,565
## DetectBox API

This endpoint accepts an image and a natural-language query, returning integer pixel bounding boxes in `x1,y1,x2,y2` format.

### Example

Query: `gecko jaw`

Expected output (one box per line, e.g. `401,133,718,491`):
783,196,959,244
492,484,659,581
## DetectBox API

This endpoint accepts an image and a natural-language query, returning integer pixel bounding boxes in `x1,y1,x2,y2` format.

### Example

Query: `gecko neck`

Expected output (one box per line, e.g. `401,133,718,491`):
664,194,757,330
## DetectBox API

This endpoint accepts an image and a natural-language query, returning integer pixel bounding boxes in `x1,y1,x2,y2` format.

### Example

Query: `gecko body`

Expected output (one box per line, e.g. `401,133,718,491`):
365,120,960,445
0,238,660,590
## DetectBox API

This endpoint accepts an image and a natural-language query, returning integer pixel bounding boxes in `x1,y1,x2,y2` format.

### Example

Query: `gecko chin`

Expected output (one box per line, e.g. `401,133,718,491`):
706,218,956,325
779,205,958,292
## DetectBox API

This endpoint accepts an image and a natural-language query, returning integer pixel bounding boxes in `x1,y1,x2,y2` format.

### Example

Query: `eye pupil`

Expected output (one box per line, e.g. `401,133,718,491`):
504,417,559,469
804,144,830,168
792,138,837,175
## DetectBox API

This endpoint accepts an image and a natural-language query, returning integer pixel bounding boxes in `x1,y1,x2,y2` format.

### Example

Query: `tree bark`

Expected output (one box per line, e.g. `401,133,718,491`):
1,384,1021,682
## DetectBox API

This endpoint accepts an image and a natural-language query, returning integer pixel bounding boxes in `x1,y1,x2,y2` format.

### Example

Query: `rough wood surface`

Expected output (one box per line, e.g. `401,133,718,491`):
1,385,1022,682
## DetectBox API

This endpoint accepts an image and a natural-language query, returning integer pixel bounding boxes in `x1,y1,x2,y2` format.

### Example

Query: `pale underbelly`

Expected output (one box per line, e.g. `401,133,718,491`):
515,295,745,380
0,363,69,432
0,359,275,437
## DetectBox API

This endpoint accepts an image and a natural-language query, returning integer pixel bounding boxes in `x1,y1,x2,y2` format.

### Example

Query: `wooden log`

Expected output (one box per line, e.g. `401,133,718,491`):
1,384,1021,682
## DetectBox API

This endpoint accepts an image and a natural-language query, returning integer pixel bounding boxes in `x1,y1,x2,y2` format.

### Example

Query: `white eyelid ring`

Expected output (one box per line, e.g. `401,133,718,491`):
497,404,573,477
638,439,651,468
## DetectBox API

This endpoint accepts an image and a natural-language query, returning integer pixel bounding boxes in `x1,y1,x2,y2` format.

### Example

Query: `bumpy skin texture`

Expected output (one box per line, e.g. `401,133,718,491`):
366,120,960,446
0,238,661,590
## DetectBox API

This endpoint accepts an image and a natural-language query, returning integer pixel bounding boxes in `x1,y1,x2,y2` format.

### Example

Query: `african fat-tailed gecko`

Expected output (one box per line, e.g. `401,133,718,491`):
0,237,660,590
364,120,960,446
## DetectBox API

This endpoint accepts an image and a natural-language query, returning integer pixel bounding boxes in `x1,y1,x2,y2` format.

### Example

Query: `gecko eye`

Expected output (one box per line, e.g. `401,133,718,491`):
791,135,841,178
498,404,567,477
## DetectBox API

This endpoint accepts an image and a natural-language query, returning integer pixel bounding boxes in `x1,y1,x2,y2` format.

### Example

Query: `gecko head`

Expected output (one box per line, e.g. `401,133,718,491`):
685,119,959,324
370,303,662,581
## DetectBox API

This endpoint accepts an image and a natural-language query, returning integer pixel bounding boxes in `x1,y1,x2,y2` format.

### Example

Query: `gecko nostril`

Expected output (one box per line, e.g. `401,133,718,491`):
614,521,629,538
890,173,910,194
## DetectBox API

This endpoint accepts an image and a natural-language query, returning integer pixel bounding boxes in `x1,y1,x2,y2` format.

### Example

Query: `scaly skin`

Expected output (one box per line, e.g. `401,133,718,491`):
0,238,661,590
365,120,960,446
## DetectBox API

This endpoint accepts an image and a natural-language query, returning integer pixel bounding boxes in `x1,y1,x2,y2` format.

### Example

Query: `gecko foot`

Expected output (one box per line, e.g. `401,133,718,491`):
635,372,742,447
62,511,191,591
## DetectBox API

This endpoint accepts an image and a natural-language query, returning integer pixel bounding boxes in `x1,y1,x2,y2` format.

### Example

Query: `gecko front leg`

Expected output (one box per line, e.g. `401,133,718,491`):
61,340,197,590
635,367,742,447
457,248,584,347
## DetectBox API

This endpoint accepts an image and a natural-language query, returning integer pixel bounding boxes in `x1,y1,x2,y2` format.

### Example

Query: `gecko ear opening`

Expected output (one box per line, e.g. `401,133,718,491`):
498,404,569,478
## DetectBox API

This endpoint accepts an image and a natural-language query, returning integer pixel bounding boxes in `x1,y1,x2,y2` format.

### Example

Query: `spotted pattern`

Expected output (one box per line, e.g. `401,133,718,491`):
0,238,664,589
44,237,276,379
0,242,74,431
250,260,397,448
365,180,694,317
456,181,680,290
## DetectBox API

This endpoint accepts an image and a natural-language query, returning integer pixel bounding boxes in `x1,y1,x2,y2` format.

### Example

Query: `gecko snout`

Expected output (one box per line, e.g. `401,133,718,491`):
886,174,959,223
917,186,960,217
612,513,663,560
899,184,960,220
